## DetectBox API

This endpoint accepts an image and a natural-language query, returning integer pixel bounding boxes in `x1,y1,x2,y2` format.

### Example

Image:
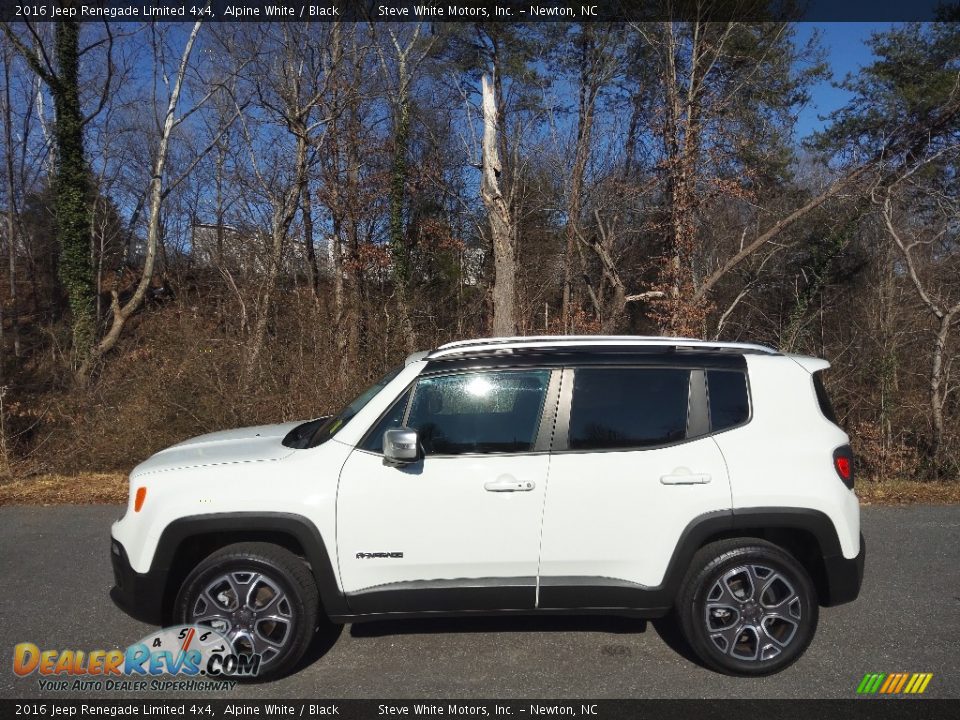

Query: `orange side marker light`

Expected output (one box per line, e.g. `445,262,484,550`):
134,487,147,512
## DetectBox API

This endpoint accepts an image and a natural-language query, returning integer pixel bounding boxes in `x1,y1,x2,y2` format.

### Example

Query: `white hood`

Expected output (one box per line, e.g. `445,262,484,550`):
130,421,303,478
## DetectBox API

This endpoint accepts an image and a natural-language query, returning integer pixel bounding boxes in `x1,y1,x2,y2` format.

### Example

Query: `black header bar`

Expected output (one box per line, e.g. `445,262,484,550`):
0,0,955,23
0,700,958,719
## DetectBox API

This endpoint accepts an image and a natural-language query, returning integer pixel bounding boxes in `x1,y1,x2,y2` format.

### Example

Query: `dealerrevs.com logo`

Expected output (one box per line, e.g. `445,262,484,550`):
13,625,260,691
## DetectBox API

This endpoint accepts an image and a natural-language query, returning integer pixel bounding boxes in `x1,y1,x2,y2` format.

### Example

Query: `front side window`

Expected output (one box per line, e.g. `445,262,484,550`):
359,389,411,453
406,370,551,455
568,368,690,450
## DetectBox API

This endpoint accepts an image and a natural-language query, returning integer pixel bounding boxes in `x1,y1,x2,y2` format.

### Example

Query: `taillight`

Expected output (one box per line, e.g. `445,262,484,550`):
833,446,854,489
134,487,147,512
835,456,851,481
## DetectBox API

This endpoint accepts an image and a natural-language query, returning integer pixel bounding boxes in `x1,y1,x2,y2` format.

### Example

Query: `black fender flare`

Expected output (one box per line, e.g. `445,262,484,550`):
132,508,856,624
657,506,856,605
151,512,348,618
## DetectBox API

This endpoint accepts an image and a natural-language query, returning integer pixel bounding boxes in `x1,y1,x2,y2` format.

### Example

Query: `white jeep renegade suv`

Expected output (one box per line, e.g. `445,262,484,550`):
110,336,864,678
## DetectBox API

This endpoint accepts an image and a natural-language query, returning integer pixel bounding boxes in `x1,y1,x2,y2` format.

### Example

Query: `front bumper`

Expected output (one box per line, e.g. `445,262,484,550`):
822,532,866,606
110,538,165,625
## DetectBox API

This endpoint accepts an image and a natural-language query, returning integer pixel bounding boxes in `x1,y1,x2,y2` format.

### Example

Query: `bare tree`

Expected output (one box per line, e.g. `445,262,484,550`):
316,23,375,376
224,25,340,384
561,24,622,331
373,23,437,351
79,20,208,377
1,42,21,368
480,73,516,336
2,17,116,361
879,182,960,467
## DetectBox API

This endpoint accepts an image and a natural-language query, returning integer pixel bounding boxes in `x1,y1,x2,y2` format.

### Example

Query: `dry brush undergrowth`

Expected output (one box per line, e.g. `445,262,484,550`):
1,295,957,506
4,291,406,478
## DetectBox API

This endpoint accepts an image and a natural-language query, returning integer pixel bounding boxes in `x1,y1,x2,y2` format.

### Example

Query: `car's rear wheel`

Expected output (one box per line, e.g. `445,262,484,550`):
676,539,818,676
175,542,319,681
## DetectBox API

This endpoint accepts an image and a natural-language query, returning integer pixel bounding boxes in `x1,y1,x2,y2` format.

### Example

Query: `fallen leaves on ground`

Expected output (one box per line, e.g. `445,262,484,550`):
856,478,960,505
0,473,127,506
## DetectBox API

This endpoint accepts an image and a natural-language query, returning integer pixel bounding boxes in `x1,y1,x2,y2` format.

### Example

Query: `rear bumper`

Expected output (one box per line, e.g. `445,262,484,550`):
110,538,165,625
822,532,866,606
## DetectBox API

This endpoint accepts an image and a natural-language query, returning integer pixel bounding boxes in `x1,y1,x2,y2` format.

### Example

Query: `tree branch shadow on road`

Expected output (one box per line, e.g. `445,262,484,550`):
651,618,708,670
347,615,709,670
286,614,711,674
290,621,344,674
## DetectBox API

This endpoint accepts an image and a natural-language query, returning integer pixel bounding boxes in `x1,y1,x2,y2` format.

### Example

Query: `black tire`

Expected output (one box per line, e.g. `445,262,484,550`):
676,539,818,676
175,542,319,681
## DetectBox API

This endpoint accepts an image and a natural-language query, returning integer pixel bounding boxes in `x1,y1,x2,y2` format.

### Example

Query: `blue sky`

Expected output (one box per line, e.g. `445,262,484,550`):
793,22,894,139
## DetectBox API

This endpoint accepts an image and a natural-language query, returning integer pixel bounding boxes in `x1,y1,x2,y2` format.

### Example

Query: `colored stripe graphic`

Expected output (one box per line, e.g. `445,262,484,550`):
893,674,909,693
857,673,886,694
857,673,932,695
879,674,896,693
906,673,933,694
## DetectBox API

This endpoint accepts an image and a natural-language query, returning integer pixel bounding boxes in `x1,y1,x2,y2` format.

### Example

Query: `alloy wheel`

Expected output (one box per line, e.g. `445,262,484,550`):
703,563,802,662
189,570,295,666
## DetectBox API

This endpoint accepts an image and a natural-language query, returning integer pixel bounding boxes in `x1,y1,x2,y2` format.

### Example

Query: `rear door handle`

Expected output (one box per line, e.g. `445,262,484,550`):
660,469,712,485
484,477,535,492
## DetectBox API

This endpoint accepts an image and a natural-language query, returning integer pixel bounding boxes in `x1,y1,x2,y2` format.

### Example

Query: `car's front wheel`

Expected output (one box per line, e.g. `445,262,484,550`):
175,542,319,681
676,539,818,676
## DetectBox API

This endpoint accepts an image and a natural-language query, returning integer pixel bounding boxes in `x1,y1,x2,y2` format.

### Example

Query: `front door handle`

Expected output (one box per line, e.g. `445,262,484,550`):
484,477,535,492
660,468,712,485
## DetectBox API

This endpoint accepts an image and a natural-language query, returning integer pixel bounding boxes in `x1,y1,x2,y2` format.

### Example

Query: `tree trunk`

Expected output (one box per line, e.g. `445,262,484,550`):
327,22,345,334
882,194,960,471
243,133,310,384
480,74,516,337
658,21,705,337
388,71,416,352
330,206,345,338
343,83,363,371
301,177,320,298
563,32,598,332
2,46,19,363
929,311,954,467
52,19,94,362
623,76,644,180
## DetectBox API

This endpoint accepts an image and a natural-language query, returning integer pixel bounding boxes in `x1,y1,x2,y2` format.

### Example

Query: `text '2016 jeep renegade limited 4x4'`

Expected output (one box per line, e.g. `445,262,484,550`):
110,336,865,679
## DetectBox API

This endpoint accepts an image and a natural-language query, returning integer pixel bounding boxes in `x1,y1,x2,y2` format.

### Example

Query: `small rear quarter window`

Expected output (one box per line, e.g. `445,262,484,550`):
707,370,750,431
812,370,838,424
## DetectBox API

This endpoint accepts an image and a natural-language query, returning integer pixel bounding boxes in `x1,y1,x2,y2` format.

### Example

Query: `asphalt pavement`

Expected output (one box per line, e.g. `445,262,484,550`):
0,504,957,699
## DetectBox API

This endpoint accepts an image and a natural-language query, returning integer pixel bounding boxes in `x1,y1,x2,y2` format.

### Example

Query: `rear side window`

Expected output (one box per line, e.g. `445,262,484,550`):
568,368,690,450
813,370,838,424
707,370,750,431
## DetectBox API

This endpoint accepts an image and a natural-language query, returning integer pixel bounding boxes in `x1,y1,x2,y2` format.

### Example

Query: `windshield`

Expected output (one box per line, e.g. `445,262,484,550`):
285,366,404,449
